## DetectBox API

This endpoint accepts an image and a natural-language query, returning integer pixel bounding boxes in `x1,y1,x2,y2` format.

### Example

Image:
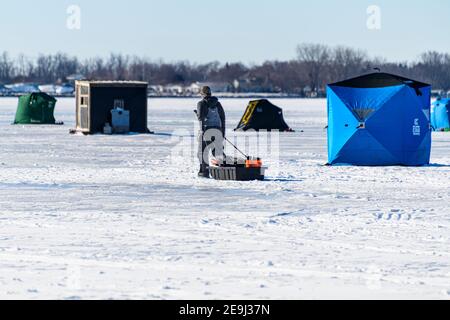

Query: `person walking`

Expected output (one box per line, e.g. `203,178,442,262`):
196,86,226,177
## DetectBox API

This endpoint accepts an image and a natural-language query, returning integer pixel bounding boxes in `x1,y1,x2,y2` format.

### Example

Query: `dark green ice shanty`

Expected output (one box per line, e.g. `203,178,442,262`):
14,92,57,124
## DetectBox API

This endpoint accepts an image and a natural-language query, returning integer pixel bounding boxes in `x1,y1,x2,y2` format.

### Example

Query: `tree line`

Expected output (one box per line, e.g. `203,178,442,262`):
1,44,450,94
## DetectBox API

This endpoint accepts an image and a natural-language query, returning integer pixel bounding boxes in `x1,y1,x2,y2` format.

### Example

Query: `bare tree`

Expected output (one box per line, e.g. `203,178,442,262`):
1,45,450,93
296,43,331,91
417,51,450,91
0,52,13,83
330,46,369,82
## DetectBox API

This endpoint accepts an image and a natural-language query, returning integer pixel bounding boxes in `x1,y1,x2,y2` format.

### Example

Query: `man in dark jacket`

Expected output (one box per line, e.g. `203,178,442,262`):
196,86,226,177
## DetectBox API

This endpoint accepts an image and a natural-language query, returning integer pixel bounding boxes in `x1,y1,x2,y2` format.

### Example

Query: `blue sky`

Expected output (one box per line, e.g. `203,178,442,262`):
0,0,449,63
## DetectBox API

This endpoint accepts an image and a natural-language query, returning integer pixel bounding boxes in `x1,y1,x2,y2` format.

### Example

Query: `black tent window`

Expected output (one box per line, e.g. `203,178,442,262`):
353,108,376,121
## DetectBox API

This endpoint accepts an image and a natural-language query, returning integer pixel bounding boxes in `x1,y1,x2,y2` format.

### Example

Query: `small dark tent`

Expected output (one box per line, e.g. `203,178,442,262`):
431,98,450,131
14,92,57,124
235,99,293,132
327,72,432,166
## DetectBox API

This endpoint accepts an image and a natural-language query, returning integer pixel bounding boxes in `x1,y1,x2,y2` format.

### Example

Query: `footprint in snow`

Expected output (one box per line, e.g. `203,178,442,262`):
162,285,176,290
273,210,305,218
374,212,412,221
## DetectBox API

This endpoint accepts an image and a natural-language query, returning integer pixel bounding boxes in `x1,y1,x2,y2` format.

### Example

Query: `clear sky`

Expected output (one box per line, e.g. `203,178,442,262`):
0,0,449,64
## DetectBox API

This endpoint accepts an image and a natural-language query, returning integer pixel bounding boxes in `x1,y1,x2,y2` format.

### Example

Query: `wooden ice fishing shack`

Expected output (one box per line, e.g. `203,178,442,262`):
74,81,149,134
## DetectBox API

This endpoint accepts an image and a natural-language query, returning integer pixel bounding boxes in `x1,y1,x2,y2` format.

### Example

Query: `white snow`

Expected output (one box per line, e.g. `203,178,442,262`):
0,97,449,300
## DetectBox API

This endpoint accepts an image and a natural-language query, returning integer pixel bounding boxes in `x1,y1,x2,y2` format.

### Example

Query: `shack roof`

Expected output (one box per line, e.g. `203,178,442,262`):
76,81,148,88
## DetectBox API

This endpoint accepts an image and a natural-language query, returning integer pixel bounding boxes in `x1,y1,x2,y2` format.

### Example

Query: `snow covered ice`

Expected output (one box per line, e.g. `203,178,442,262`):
0,97,449,299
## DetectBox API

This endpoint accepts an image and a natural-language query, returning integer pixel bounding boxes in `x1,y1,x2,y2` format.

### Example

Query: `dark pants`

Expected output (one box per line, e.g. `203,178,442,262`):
198,126,224,170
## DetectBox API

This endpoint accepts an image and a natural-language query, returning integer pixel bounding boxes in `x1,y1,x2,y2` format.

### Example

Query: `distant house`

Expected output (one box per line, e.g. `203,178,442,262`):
188,82,201,93
38,85,55,94
189,82,231,94
0,84,12,96
5,83,40,94
165,84,185,96
39,84,74,95
234,75,271,93
303,86,312,97
302,86,326,98
57,84,75,95
148,85,164,96
66,74,86,83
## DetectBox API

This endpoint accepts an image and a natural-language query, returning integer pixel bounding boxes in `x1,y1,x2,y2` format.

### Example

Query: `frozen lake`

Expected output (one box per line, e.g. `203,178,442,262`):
0,97,449,299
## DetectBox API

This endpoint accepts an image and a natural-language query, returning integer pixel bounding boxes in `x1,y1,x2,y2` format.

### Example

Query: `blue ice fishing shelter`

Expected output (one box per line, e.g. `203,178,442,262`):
431,98,450,131
327,73,432,166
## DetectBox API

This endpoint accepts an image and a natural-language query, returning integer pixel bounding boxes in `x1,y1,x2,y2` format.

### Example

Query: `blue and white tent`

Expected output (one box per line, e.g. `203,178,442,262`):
431,98,450,131
327,73,431,166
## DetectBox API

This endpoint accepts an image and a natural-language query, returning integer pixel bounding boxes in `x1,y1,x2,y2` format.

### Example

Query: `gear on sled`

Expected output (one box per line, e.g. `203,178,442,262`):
207,137,267,181
194,109,267,181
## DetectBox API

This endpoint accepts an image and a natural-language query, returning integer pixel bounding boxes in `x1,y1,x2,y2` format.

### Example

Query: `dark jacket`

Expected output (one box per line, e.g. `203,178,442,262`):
197,96,226,132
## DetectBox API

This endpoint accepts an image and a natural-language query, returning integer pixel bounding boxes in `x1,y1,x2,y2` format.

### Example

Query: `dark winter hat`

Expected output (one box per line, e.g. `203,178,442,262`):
200,86,212,97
